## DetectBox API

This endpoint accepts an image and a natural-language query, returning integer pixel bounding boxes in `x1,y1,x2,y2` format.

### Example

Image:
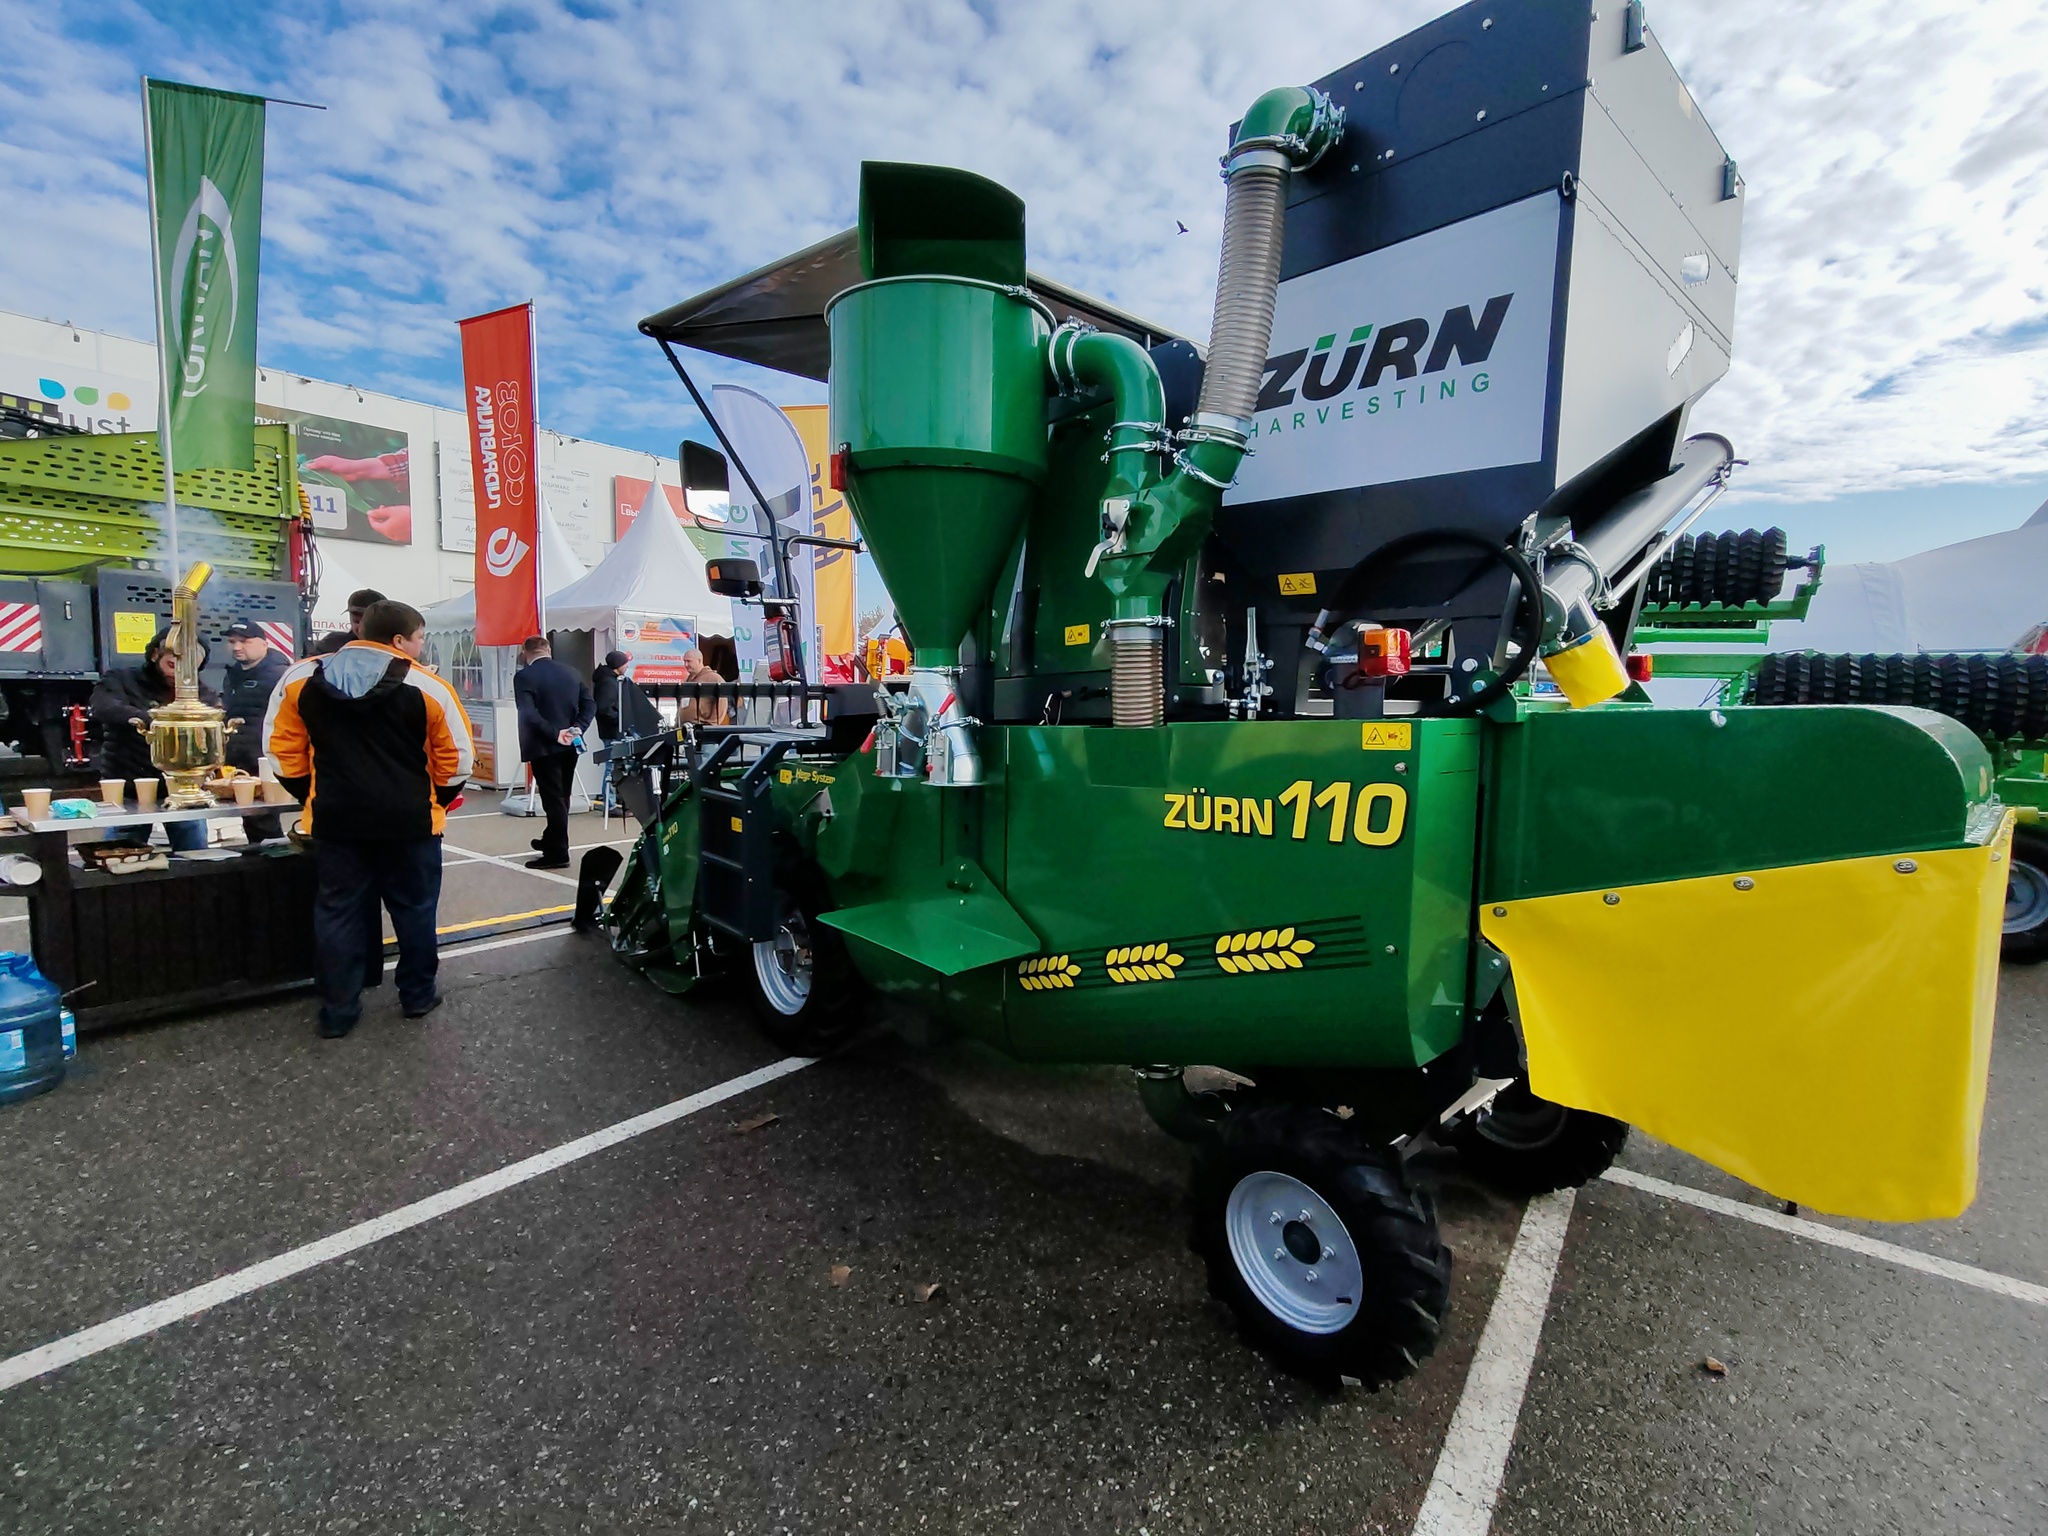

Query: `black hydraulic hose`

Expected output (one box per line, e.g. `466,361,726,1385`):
1311,529,1545,716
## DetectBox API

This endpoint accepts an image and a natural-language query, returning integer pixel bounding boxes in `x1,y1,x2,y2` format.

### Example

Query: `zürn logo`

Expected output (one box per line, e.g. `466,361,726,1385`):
1254,293,1514,416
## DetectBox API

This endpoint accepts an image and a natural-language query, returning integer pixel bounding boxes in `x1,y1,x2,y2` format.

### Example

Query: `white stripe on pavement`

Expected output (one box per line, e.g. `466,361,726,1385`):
0,1055,817,1394
1601,1167,2048,1307
437,845,582,887
1411,1189,1576,1536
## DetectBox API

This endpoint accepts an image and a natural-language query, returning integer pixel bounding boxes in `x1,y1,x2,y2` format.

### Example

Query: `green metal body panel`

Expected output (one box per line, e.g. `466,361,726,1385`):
1015,400,1116,677
828,277,1048,661
803,719,1479,1071
0,423,301,577
1482,703,1995,903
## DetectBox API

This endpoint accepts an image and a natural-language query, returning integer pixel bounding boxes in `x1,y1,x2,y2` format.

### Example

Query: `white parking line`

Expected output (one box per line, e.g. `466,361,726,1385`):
0,1054,817,1394
1602,1167,2048,1307
1411,1189,1576,1536
437,846,582,887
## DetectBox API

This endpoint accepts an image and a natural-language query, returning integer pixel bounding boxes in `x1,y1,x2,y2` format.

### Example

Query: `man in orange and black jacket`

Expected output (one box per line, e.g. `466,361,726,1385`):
266,600,474,1037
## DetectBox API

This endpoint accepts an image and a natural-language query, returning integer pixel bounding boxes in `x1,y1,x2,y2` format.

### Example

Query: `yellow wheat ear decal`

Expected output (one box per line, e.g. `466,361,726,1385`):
1104,942,1184,985
1016,955,1081,991
1214,926,1316,974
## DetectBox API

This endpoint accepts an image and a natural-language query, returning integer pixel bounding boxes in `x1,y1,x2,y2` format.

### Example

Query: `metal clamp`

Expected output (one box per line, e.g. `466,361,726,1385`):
1171,450,1236,491
1544,539,1611,610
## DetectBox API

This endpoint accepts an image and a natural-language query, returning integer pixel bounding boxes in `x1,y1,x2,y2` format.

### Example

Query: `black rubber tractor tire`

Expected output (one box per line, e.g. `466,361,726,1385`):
1450,1079,1629,1196
743,880,865,1054
2001,827,2048,965
1193,1103,1451,1389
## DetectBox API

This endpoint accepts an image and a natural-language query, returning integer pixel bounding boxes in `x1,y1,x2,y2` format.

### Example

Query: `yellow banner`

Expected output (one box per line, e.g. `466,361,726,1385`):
781,404,855,657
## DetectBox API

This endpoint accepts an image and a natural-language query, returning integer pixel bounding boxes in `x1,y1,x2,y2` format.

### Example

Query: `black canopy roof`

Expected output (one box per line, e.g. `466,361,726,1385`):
639,228,1192,381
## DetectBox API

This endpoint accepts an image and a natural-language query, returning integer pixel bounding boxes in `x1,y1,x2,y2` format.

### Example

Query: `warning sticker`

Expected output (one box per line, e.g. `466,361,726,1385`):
1360,722,1412,751
1277,572,1318,596
114,611,158,654
1064,623,1091,647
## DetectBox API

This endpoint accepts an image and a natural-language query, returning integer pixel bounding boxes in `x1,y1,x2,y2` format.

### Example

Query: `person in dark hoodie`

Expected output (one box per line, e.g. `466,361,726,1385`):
266,600,474,1038
88,623,217,852
592,649,631,742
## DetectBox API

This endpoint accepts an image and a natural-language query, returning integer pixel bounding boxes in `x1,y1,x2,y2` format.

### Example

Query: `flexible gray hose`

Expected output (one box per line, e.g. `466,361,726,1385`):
1194,163,1288,427
1111,627,1166,728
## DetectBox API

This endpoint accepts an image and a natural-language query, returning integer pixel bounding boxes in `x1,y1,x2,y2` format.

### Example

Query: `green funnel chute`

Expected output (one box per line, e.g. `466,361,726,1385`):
828,163,1047,667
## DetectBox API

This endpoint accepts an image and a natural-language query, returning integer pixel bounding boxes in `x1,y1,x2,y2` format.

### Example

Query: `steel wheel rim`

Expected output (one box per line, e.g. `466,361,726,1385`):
2005,859,2048,935
753,907,814,1016
1224,1170,1364,1335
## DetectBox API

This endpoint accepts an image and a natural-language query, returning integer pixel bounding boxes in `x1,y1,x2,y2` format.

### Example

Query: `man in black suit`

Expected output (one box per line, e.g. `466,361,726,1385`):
512,635,594,869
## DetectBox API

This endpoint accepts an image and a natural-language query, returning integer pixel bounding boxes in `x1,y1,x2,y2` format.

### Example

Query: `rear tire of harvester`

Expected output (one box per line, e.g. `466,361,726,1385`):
1449,1079,1628,1195
744,879,864,1055
1193,1103,1450,1389
2000,828,2048,964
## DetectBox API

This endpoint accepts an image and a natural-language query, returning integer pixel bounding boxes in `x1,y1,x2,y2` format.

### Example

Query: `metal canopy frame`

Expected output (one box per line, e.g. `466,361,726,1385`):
638,228,1193,382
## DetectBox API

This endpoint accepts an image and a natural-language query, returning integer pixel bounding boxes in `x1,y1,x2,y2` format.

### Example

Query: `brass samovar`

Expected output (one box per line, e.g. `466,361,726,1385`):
138,560,232,808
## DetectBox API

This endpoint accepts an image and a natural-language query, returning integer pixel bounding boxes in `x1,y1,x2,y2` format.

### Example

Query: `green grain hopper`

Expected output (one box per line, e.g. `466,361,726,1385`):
609,0,2010,1386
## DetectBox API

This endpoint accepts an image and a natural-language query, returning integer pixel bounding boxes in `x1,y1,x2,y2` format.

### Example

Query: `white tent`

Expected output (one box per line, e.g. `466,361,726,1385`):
1770,498,2048,655
421,494,588,632
543,478,733,645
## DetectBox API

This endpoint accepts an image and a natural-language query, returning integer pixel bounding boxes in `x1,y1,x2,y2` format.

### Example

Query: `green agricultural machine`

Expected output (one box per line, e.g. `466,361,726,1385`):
597,0,2010,1384
1622,537,2048,960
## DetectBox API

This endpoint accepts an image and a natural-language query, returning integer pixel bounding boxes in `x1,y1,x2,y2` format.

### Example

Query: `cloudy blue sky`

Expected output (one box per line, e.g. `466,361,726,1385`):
2,0,2044,563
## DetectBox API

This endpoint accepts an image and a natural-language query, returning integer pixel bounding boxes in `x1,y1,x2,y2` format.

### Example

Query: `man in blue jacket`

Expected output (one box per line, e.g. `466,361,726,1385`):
513,635,594,869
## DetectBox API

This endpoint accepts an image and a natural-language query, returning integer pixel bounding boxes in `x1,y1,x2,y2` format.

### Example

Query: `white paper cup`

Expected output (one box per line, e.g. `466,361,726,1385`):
19,787,51,820
99,778,126,807
134,779,160,809
232,778,258,806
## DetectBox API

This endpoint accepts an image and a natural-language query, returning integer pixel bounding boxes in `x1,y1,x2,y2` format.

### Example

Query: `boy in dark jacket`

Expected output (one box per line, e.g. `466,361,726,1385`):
88,625,218,852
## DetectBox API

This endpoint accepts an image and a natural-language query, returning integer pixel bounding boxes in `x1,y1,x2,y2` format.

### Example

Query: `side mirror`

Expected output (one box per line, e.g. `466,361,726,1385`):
681,439,729,494
705,557,763,598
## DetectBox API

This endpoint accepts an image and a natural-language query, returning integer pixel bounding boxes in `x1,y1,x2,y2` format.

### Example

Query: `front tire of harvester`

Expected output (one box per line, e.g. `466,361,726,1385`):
2000,828,2048,964
1193,1103,1451,1388
745,885,863,1054
1450,1079,1628,1196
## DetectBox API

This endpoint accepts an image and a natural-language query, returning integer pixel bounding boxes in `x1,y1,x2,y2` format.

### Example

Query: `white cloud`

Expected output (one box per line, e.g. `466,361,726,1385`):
0,0,2040,506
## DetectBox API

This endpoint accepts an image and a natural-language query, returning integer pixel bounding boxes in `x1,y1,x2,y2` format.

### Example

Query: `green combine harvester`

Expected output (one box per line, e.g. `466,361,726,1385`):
594,0,2010,1384
1624,537,2048,959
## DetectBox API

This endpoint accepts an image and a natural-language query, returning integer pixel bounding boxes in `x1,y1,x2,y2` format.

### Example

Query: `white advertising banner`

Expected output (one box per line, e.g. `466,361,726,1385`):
436,435,476,554
1224,190,1561,505
537,457,603,565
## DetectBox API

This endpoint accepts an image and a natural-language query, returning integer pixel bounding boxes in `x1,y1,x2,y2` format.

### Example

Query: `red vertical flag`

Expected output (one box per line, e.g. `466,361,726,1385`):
458,303,541,646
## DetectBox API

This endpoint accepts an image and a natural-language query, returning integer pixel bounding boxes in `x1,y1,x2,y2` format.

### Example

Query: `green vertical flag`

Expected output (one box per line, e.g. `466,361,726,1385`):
145,79,265,472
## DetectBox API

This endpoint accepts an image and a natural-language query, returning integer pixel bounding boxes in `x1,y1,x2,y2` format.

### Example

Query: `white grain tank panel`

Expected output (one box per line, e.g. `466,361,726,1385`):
1553,196,1731,486
1574,99,1738,354
1583,13,1744,276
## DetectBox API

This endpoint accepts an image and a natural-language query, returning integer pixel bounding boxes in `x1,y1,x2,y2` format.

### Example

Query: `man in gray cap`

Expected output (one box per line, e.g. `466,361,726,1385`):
222,618,291,841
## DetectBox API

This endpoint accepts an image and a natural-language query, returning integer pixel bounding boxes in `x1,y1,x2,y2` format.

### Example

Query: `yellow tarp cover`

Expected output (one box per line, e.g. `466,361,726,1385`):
1481,814,2011,1221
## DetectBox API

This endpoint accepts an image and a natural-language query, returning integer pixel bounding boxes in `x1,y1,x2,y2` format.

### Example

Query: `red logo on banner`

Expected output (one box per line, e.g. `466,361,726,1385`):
458,303,540,646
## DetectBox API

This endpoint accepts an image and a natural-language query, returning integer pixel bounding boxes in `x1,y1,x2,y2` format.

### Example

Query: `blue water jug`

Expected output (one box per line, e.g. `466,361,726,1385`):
0,951,65,1106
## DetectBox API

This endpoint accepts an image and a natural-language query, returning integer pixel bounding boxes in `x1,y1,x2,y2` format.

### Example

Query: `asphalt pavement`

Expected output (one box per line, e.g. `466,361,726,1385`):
1,829,2044,1534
